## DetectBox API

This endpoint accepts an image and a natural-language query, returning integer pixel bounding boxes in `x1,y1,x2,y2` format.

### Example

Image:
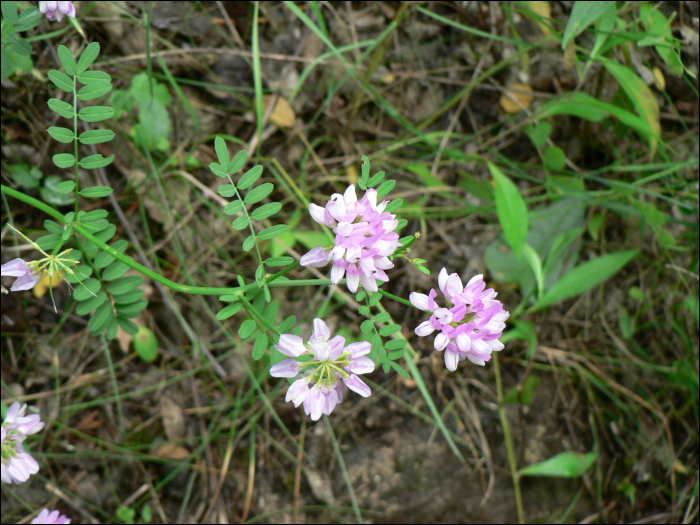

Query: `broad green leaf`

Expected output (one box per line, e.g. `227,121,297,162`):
74,278,102,301
239,319,257,339
361,320,374,333
210,162,228,178
561,1,614,49
216,302,243,320
8,35,32,56
388,349,405,360
133,326,158,362
134,99,170,151
258,224,288,240
215,136,229,170
48,70,73,92
41,175,74,205
47,98,75,119
376,179,396,200
78,106,114,122
80,155,114,170
77,81,112,101
116,299,148,318
527,122,551,148
94,240,128,268
522,243,544,298
232,215,249,230
229,149,248,173
389,360,411,379
47,126,75,143
601,59,660,150
224,200,243,215
35,234,60,250
80,185,113,198
590,3,616,60
102,260,130,280
14,6,41,32
7,164,42,189
385,198,404,213
639,5,684,76
265,256,294,266
360,155,370,181
245,182,274,204
385,339,407,350
76,42,100,74
367,171,385,187
238,165,263,190
113,289,144,305
543,146,566,170
252,334,268,360
44,220,63,235
79,129,115,145
89,302,114,334
531,249,639,310
243,235,256,252
490,162,528,258
251,202,282,221
117,317,139,335
519,451,597,478
109,275,144,295
379,324,402,336
2,2,18,25
57,45,76,75
130,72,172,106
76,291,107,315
218,184,236,197
57,180,75,194
77,70,111,85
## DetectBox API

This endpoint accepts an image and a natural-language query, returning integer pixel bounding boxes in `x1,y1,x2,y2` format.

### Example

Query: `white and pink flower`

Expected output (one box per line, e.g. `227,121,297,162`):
271,318,375,420
300,185,400,293
39,1,76,22
1,258,42,292
410,269,510,371
1,402,45,484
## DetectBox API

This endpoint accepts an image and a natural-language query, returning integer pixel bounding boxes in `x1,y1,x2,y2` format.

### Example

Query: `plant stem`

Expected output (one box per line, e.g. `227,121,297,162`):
493,352,525,524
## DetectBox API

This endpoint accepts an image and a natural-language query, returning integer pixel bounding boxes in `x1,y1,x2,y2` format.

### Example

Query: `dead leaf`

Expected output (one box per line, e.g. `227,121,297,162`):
151,443,190,460
346,164,358,185
500,84,534,113
304,469,336,505
161,396,186,441
564,39,576,71
263,95,295,128
529,1,552,36
652,66,666,90
33,272,62,299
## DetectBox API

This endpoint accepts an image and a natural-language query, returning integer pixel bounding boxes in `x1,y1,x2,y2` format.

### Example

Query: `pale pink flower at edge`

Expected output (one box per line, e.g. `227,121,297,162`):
300,185,401,293
31,508,71,524
1,402,45,484
270,318,375,420
410,269,510,371
39,1,76,22
1,258,42,292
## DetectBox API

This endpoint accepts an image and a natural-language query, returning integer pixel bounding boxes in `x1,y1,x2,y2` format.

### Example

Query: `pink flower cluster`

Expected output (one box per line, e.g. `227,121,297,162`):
300,185,401,293
1,402,45,484
271,319,375,420
31,509,71,524
39,1,76,22
410,269,510,371
1,258,41,291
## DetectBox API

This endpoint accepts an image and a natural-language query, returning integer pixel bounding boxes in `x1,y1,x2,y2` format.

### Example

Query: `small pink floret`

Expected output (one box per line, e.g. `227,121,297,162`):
411,269,510,371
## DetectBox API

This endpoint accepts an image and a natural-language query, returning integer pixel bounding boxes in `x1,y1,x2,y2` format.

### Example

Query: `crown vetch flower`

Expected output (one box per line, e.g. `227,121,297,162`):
1,258,42,292
271,318,375,420
1,402,45,484
39,1,76,22
410,269,510,371
31,509,71,524
300,185,400,293
1,428,40,484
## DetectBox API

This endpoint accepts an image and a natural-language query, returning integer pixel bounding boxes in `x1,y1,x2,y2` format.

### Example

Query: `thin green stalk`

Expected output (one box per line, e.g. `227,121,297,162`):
493,352,525,524
323,416,363,524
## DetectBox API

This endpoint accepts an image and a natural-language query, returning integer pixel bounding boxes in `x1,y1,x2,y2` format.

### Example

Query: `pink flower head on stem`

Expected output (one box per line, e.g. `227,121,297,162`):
1,402,45,484
271,318,375,420
39,1,76,22
410,269,510,371
1,258,42,292
31,509,71,524
300,185,401,293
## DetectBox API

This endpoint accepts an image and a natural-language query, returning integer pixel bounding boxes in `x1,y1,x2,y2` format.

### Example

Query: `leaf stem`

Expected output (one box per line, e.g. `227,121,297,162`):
493,352,525,524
